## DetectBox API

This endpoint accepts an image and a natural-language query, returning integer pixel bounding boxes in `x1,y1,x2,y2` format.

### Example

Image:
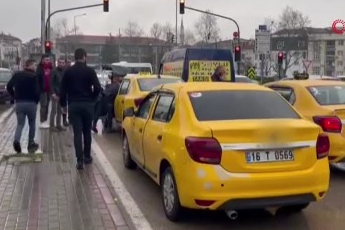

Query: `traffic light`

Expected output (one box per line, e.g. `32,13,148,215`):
45,41,52,54
103,0,109,12
180,0,185,14
234,45,241,62
278,52,283,65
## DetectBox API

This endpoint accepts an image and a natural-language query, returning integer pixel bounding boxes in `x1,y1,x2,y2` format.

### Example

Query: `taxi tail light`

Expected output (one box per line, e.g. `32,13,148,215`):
316,134,330,159
134,98,144,107
185,137,222,164
312,116,342,133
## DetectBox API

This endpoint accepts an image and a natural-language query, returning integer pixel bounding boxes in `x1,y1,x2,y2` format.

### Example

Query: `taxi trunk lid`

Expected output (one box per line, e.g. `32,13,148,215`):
204,119,320,173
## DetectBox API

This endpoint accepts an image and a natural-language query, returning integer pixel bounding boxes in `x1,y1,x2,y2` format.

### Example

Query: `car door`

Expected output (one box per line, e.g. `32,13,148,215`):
115,79,131,122
130,93,158,166
143,93,175,177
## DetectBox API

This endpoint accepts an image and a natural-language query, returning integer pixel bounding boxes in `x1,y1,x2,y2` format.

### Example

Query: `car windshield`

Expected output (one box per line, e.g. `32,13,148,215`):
307,85,345,105
235,77,253,83
137,78,181,91
0,71,12,83
188,90,300,121
126,67,151,74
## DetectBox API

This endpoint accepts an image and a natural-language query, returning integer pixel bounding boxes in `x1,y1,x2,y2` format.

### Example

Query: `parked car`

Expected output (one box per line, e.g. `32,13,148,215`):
0,68,13,104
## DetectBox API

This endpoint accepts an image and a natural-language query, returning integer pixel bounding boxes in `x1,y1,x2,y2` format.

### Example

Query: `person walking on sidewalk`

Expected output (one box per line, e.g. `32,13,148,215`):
49,57,66,132
37,54,53,129
60,48,102,170
6,59,40,154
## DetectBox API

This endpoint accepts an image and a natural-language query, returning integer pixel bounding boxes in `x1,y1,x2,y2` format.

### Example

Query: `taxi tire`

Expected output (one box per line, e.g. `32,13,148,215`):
161,167,183,222
122,135,136,169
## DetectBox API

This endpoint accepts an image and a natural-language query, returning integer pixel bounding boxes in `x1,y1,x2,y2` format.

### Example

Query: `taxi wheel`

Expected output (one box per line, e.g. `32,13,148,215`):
122,135,136,169
161,167,183,222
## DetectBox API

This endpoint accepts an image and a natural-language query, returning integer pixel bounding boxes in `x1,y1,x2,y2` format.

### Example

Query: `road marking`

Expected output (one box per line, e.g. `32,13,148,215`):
0,106,14,123
92,139,153,230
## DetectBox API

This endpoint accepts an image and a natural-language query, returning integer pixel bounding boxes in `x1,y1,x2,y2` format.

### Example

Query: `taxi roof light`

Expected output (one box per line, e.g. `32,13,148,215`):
316,134,330,159
293,71,309,80
185,137,222,164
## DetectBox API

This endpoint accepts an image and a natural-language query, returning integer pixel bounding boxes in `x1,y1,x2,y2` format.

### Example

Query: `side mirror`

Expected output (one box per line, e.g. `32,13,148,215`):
124,107,135,118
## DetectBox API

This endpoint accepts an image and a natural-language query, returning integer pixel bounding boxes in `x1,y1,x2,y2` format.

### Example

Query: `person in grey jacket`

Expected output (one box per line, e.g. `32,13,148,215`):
49,57,66,131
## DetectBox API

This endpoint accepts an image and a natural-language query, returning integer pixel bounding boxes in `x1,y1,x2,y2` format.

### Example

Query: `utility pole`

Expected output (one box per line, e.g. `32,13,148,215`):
48,0,51,39
175,0,178,46
41,0,46,53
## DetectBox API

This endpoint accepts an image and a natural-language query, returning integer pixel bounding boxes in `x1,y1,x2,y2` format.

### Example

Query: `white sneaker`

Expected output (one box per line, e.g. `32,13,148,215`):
40,122,50,129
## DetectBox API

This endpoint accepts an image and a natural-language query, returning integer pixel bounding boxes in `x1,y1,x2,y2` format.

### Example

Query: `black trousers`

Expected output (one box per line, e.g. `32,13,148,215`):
68,102,94,162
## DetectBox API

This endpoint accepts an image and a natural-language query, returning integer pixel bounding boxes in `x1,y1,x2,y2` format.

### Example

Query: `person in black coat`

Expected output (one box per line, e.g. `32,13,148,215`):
7,59,40,154
60,48,101,170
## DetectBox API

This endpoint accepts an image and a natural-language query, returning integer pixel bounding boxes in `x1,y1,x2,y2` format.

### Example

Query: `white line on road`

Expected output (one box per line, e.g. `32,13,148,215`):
0,106,14,123
92,139,154,230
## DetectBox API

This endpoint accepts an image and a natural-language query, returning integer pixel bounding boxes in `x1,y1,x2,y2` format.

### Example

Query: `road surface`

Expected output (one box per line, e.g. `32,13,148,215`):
94,132,345,230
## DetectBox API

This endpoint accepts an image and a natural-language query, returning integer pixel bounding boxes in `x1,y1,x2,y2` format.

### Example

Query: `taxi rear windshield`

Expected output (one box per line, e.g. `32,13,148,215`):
188,90,300,121
307,85,345,105
137,78,181,91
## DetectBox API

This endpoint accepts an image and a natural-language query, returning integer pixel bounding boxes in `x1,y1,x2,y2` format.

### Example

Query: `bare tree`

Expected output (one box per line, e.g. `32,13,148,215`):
124,21,144,37
184,29,196,45
272,6,310,76
53,18,75,38
194,10,220,43
150,22,163,39
161,22,174,42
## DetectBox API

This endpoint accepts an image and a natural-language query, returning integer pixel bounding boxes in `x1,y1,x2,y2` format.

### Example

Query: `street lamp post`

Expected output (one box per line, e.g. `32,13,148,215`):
74,13,87,36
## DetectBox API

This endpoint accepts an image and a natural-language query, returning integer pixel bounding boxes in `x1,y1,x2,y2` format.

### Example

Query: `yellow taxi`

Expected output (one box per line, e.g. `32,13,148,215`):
265,76,345,163
114,74,181,123
121,82,330,221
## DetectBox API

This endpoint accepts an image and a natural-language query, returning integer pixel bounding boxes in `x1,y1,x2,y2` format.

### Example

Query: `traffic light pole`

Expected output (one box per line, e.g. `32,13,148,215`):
184,6,241,78
278,64,282,79
45,3,103,41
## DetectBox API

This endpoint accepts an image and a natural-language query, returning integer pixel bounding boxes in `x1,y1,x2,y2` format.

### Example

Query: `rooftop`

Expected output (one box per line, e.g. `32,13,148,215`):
0,32,21,42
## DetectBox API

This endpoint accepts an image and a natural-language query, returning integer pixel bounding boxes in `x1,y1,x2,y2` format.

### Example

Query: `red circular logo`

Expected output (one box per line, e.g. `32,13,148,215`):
332,19,345,34
233,32,238,37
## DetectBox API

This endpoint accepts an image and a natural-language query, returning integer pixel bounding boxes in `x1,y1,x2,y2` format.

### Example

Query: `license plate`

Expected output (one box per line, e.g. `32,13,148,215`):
245,150,294,163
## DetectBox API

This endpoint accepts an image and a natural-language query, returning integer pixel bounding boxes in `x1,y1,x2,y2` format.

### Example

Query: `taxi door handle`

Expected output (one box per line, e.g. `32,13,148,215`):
139,128,143,133
157,135,162,141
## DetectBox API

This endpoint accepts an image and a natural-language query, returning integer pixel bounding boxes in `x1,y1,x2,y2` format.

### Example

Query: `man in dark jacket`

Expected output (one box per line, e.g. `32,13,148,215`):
7,59,40,154
60,48,101,170
49,57,66,131
36,54,53,128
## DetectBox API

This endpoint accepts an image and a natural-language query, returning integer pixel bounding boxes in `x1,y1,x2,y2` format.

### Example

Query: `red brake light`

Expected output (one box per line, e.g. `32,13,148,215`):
134,98,143,107
312,116,342,133
185,137,222,164
316,134,330,159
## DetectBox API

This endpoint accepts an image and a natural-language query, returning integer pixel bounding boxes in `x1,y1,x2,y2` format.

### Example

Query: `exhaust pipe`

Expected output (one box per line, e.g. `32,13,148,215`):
225,210,238,220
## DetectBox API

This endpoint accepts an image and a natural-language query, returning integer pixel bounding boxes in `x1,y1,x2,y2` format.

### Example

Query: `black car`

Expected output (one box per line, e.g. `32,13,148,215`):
0,68,14,104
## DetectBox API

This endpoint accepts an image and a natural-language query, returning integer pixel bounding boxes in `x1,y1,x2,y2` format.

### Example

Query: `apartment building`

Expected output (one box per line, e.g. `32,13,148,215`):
0,33,22,68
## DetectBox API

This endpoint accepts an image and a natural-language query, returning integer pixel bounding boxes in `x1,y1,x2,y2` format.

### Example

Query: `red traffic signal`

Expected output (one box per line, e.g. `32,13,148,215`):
278,52,283,64
234,45,241,62
45,41,52,54
180,0,185,14
103,0,109,12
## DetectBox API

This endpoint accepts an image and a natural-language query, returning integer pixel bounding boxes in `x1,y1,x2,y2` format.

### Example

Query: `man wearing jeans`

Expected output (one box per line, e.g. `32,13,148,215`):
50,57,66,131
60,48,101,170
7,59,40,153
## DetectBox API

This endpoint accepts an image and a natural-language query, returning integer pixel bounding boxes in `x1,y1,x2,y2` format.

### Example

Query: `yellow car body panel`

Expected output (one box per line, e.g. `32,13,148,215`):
265,80,345,163
122,82,330,211
114,74,180,123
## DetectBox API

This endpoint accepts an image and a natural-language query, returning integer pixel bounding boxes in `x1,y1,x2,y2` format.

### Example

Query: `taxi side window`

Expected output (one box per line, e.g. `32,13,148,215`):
270,87,296,105
119,80,130,95
137,93,156,119
152,94,175,122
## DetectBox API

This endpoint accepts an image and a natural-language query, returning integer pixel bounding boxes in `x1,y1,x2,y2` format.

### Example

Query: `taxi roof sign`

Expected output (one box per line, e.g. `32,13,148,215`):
293,71,309,80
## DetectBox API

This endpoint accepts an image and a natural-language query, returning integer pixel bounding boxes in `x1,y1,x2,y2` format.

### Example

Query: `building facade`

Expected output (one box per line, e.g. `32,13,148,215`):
55,35,173,72
0,33,22,68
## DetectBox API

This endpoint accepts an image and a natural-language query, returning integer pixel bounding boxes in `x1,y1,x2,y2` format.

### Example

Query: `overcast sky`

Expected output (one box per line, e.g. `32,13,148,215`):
0,0,343,42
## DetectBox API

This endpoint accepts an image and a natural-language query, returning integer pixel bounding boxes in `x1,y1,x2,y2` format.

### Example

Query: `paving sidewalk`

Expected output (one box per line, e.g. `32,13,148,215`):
0,108,130,230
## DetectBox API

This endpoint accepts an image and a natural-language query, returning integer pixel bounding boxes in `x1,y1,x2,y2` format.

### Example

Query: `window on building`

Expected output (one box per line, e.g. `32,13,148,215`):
337,71,343,76
338,40,344,46
298,41,306,48
337,61,343,66
277,41,284,50
338,51,344,56
313,67,320,75
326,40,335,46
314,52,320,60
